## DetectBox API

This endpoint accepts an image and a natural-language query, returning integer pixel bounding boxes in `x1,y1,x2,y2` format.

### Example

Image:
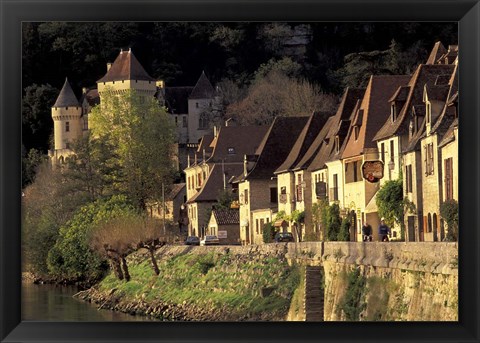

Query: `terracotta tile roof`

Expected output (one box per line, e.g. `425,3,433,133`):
430,64,458,137
438,118,458,148
275,111,331,174
53,78,80,108
425,84,450,102
208,125,269,164
188,164,244,203
426,41,447,65
164,87,194,114
245,116,309,179
388,86,410,102
84,89,100,107
189,71,216,99
212,208,239,225
343,75,411,159
373,65,454,142
167,183,186,201
307,88,365,171
97,50,155,83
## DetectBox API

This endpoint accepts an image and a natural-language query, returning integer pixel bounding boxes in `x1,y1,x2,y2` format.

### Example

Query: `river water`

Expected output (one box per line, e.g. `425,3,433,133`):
22,282,156,321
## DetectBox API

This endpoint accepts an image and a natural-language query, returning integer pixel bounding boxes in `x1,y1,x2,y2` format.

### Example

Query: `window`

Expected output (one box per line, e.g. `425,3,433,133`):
260,219,265,234
444,158,453,200
83,117,88,130
244,189,249,205
279,187,287,203
199,113,209,129
390,140,395,162
330,174,339,201
426,103,431,124
65,142,71,149
433,213,438,235
427,213,432,232
391,104,396,122
65,121,70,132
270,187,278,203
425,143,434,175
406,165,413,193
182,116,188,127
228,147,235,155
256,219,259,234
296,175,303,202
381,143,385,163
345,161,361,183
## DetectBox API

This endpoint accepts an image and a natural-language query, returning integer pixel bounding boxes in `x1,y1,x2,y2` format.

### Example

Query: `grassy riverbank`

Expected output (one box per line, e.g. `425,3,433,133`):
86,246,301,321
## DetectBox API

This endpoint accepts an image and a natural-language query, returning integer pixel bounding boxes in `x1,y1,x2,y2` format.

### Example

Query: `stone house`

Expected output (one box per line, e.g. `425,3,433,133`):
341,75,411,241
374,42,456,242
274,111,331,240
185,125,268,238
207,209,240,245
420,62,458,241
235,116,308,245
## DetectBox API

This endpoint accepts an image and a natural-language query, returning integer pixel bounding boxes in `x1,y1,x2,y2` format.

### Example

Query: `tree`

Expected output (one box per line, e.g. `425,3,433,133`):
376,179,416,241
289,210,305,242
22,147,48,187
89,88,176,210
22,83,58,152
262,222,276,243
60,133,121,203
326,203,342,241
227,70,337,126
47,195,136,283
440,199,458,241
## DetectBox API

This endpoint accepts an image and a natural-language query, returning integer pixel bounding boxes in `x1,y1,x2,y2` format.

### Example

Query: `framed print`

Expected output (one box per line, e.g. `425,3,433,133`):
1,0,479,342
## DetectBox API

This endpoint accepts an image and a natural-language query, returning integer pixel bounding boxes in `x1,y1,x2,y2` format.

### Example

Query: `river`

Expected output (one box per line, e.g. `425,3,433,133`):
22,282,156,321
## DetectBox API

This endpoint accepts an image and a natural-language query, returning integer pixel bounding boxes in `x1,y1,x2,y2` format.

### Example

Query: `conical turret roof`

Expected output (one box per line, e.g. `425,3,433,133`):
189,71,215,99
53,78,80,108
97,49,155,83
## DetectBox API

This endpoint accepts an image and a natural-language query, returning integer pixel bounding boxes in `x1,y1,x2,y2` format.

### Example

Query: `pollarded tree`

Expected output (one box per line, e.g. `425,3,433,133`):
89,88,176,210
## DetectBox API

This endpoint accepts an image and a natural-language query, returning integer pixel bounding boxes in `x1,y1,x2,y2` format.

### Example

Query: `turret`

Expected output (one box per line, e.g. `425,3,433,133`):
51,78,82,151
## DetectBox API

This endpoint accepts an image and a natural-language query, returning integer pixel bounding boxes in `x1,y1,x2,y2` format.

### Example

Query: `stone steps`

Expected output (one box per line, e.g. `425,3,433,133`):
304,266,324,321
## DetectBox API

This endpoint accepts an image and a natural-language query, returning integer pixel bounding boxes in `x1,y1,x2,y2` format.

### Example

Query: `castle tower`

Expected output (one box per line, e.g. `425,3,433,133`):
187,71,216,144
50,78,82,163
96,48,157,99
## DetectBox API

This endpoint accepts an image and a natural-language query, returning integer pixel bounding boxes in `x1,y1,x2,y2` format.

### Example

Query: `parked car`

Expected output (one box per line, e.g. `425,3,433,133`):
200,235,220,246
274,232,294,243
185,236,200,246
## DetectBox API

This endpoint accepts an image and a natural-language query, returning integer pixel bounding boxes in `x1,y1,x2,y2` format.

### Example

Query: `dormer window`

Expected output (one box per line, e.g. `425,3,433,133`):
391,104,396,122
426,102,431,124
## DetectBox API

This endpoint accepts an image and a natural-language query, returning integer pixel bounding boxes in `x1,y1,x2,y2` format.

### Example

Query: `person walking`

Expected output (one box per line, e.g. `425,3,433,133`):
378,218,390,242
362,222,372,241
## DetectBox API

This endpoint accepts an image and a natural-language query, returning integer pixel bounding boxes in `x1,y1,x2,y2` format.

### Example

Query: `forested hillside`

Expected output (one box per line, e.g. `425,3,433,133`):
22,22,457,162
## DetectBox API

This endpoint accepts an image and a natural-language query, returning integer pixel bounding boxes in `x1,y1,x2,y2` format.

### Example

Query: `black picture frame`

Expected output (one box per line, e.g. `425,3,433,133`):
1,0,479,342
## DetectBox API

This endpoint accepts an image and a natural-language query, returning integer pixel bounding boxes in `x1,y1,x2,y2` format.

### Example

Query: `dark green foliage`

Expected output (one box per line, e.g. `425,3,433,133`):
326,203,342,241
338,268,367,321
338,215,352,241
440,199,458,241
47,195,137,283
22,147,48,187
262,222,276,243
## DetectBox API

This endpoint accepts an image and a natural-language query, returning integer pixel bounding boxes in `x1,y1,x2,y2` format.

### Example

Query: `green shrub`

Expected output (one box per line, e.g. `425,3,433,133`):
338,268,367,321
440,199,458,241
262,222,276,243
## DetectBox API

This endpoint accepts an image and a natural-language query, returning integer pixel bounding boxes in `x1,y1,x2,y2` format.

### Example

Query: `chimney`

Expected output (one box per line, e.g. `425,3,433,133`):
107,63,112,71
187,154,190,168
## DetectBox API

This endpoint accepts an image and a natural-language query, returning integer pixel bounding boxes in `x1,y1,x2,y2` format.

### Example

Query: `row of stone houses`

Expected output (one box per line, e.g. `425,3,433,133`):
185,42,458,244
